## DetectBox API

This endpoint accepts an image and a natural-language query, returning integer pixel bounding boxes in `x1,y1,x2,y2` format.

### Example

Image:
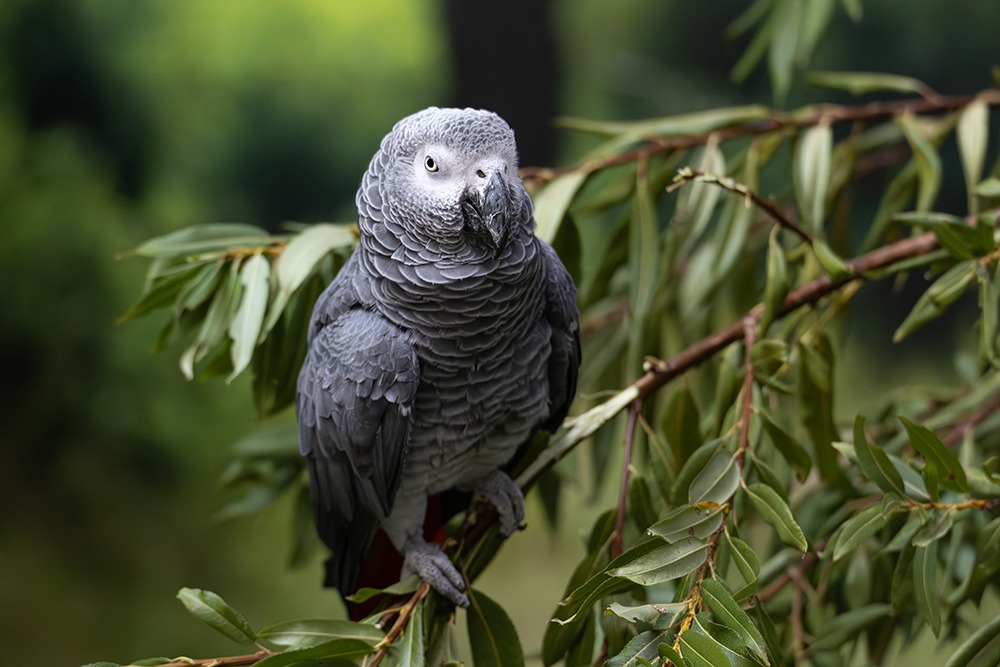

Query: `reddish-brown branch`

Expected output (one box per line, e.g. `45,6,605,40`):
142,651,274,667
520,90,1000,187
636,231,941,402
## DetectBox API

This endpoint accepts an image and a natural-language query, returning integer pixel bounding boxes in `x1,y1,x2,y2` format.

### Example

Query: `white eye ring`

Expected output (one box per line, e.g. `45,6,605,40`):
424,156,439,172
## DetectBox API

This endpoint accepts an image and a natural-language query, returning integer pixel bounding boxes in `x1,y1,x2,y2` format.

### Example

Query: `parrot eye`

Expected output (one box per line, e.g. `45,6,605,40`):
424,156,439,173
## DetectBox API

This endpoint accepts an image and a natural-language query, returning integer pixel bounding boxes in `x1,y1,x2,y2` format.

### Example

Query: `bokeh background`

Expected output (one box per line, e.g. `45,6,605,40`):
1,2,998,665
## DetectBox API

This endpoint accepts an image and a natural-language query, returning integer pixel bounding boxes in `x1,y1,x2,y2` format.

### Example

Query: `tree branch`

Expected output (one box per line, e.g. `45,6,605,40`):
520,90,1000,187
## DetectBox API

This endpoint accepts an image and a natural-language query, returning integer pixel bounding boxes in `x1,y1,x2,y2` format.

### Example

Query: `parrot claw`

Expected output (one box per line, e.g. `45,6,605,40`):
402,539,469,608
473,470,525,538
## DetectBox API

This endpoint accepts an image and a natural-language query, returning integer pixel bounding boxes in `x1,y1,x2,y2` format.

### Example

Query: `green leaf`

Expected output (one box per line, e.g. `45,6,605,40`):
722,534,761,600
805,70,935,97
898,112,942,212
833,504,889,561
794,120,832,234
758,409,812,479
745,483,808,551
608,537,709,586
629,166,661,354
648,504,724,543
913,543,941,636
977,265,999,365
811,239,851,280
254,639,375,667
957,98,989,214
943,612,1000,667
974,176,1000,197
347,575,421,604
175,260,225,317
119,262,207,323
180,260,243,380
663,384,703,462
768,0,802,102
606,602,687,630
912,511,954,548
895,212,995,260
689,449,740,505
557,105,773,142
466,588,524,667
797,335,840,480
672,440,725,506
533,171,589,244
806,604,891,653
227,252,271,382
680,630,731,667
700,579,769,666
606,630,666,667
628,475,659,533
130,223,271,258
176,587,257,645
760,227,789,334
853,416,906,495
899,416,969,492
660,642,688,666
258,619,382,650
893,261,976,342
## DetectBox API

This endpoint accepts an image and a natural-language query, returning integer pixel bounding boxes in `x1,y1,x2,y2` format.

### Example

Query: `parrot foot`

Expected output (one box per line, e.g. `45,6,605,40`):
401,539,469,608
473,470,525,538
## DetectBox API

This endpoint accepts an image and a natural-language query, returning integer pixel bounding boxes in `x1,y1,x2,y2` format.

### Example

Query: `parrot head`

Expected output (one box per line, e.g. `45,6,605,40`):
376,107,526,256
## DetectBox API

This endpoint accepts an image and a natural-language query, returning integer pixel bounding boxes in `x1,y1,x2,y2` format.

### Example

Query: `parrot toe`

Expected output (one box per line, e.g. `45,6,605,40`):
401,539,470,607
473,470,526,538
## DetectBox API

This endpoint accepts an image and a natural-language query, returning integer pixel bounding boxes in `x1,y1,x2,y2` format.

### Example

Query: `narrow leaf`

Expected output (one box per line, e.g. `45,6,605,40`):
893,262,976,342
606,602,687,630
254,639,374,667
760,227,789,334
700,579,769,666
228,253,270,382
759,410,812,479
680,630,731,667
258,619,382,649
745,483,808,551
396,599,425,667
176,587,257,645
806,604,891,653
913,543,941,636
805,71,935,97
899,416,969,491
794,120,832,234
943,613,1000,667
853,416,906,495
957,98,989,214
648,504,724,543
606,630,665,667
466,588,524,667
131,223,270,258
898,112,942,212
608,538,709,586
534,172,588,244
689,449,740,505
723,534,761,600
833,504,889,561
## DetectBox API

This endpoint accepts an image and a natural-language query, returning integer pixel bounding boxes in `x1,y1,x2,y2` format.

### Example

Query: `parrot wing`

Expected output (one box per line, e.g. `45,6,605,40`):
539,240,581,432
296,305,419,592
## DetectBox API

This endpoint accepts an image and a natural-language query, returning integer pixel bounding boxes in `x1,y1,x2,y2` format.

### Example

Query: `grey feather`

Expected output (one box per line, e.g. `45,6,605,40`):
296,107,580,603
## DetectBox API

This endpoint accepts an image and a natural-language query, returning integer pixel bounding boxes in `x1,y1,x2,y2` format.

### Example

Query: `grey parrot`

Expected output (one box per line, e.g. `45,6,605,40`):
295,107,580,607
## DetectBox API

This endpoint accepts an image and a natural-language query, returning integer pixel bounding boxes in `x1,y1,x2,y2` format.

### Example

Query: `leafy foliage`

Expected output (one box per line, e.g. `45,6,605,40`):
106,8,1000,667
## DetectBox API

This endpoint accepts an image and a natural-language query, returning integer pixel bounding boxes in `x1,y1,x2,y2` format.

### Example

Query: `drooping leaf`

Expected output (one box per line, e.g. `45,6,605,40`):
606,602,687,630
722,533,761,600
689,449,741,505
760,227,789,334
465,588,524,667
227,252,270,382
768,0,802,102
258,619,383,650
913,542,941,636
797,335,840,480
745,483,808,551
699,578,769,666
899,416,969,492
898,112,942,212
648,504,724,544
606,630,666,667
793,120,832,235
893,261,976,342
957,98,989,213
534,171,589,244
806,604,891,653
833,504,889,561
853,415,906,495
176,587,257,645
805,71,935,97
608,537,710,586
679,629,731,667
628,475,660,533
759,409,812,479
663,384,704,462
254,639,375,667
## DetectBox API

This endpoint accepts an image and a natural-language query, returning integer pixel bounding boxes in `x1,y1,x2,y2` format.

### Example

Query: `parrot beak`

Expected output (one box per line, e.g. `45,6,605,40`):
462,170,513,254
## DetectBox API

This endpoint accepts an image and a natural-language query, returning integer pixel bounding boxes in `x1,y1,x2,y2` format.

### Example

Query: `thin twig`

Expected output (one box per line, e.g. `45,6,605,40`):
369,581,431,667
134,651,274,667
670,168,814,244
789,568,808,667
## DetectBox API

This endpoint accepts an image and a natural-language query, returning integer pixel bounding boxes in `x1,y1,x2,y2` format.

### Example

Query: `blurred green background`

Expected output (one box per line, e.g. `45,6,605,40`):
1,2,998,665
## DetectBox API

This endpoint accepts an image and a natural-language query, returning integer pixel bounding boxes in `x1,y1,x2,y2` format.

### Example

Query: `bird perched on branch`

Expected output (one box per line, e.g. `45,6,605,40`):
295,107,580,607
